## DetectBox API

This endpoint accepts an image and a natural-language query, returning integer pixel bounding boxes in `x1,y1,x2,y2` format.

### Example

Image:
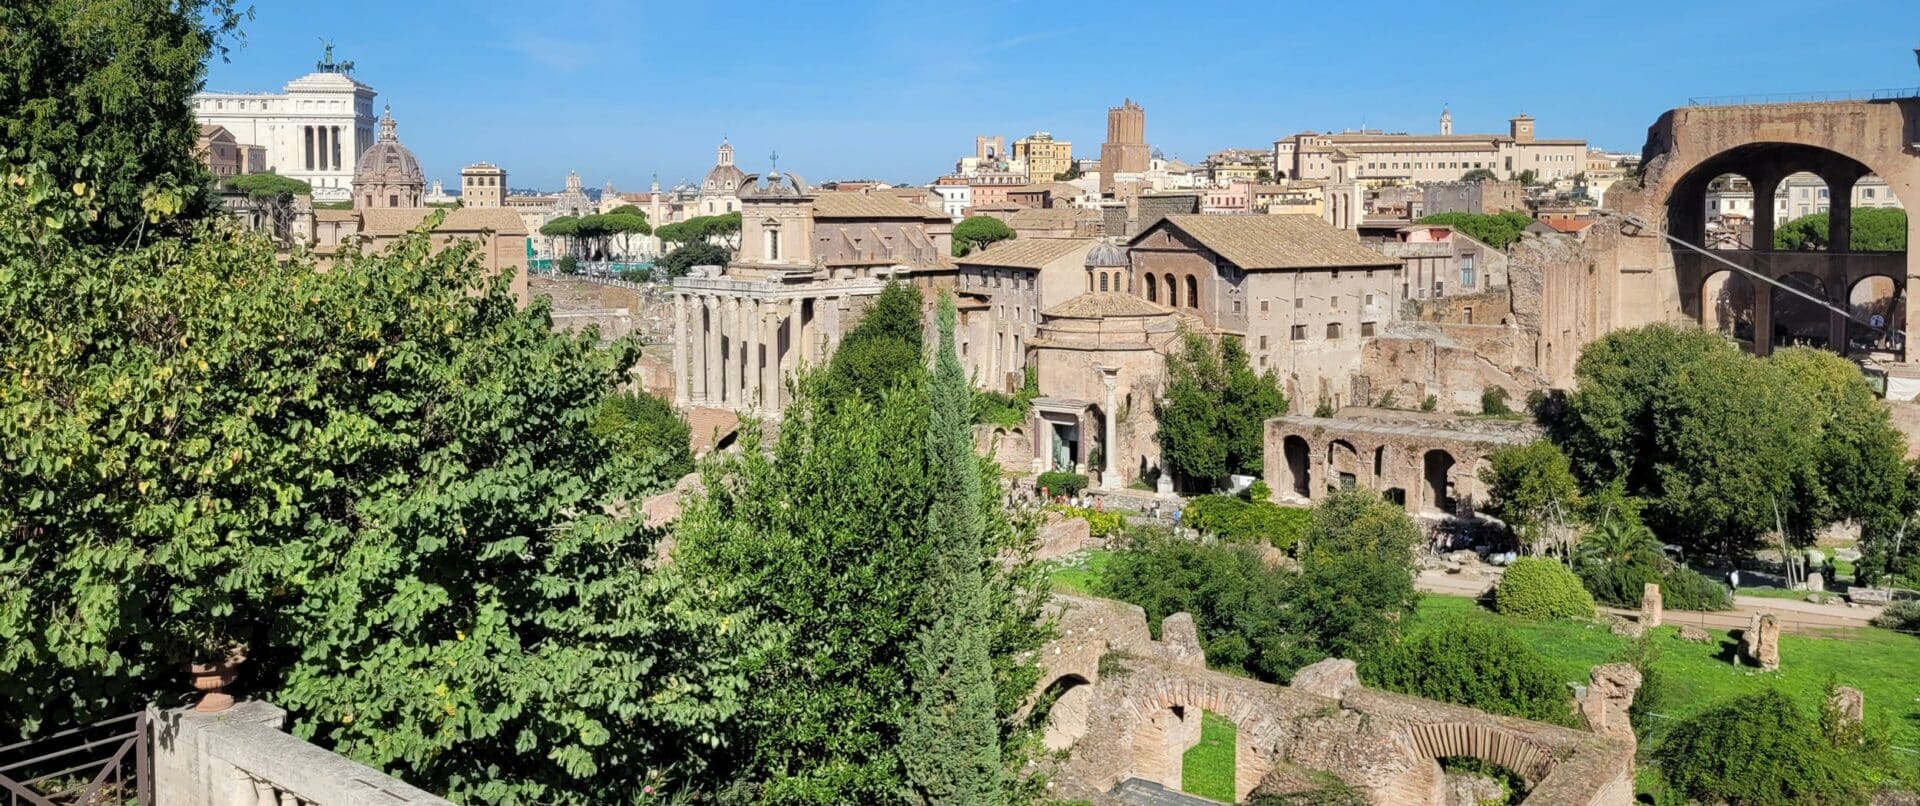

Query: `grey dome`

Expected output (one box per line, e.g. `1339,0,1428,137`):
1085,237,1128,268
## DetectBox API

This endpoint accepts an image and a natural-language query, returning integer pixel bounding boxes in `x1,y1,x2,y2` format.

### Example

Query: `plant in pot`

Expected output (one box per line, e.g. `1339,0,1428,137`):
180,623,249,713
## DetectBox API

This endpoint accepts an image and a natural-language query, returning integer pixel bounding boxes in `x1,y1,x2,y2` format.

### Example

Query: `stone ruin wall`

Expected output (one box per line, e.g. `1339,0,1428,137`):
1035,594,1636,805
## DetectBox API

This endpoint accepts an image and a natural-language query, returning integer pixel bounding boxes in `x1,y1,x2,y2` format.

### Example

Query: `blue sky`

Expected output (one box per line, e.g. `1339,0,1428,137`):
206,0,1920,192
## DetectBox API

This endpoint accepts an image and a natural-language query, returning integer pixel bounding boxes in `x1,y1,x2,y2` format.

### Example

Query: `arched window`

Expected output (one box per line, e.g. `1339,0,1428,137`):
1185,275,1199,308
1146,273,1158,302
1165,273,1177,307
1099,273,1109,292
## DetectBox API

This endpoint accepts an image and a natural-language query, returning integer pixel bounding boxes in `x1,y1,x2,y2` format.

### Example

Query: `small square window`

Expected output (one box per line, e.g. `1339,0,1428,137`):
1260,335,1269,349
1291,325,1307,341
1326,322,1342,339
1260,300,1270,313
1293,298,1303,309
1361,321,1376,337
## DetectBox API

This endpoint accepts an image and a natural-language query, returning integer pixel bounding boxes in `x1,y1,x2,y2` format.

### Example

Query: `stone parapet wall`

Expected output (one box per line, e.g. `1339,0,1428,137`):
152,701,452,806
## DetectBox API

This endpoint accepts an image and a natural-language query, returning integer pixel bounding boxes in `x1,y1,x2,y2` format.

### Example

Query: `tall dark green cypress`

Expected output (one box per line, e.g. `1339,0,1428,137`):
900,293,1003,804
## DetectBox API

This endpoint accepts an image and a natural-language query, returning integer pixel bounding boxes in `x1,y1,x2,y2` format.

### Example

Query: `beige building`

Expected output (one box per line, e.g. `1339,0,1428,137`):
1129,215,1400,411
1276,111,1586,185
670,170,956,415
350,107,424,209
195,125,265,178
461,163,507,207
955,238,1100,392
1013,131,1074,183
310,207,530,305
1377,224,1508,303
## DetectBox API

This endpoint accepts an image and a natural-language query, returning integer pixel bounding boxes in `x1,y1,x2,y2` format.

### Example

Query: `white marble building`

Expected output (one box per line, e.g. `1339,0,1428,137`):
191,53,377,202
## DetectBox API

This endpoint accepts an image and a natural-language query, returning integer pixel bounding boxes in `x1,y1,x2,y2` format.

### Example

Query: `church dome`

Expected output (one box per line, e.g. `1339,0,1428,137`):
353,105,424,201
702,138,747,195
1085,237,1128,268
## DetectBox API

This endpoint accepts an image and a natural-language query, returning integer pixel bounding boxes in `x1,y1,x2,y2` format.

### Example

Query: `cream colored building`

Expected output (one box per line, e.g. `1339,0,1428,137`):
1276,111,1586,185
670,171,956,415
1013,131,1074,183
350,107,424,209
195,125,265,178
955,238,1100,392
461,163,507,207
191,53,377,202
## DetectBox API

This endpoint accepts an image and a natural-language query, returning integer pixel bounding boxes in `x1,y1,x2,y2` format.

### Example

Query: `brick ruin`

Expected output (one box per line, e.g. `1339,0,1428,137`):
1262,410,1533,517
1035,595,1637,805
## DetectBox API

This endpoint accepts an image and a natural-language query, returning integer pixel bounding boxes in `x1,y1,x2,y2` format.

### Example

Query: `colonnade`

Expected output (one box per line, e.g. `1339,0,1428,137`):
672,291,847,412
303,125,345,172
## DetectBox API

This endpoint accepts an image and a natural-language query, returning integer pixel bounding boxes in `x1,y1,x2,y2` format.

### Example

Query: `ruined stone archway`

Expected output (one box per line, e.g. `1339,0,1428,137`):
1700,268,1757,347
1422,450,1455,513
1772,271,1831,349
1846,274,1904,355
1282,436,1312,499
1328,439,1362,491
1403,721,1560,790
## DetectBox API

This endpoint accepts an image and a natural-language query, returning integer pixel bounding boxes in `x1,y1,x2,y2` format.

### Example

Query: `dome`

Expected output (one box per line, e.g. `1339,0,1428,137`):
702,138,746,195
355,107,422,184
1085,237,1128,268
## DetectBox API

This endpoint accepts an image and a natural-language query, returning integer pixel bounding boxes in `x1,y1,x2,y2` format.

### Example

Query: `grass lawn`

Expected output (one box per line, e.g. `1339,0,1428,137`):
1412,595,1920,749
1047,549,1113,596
1181,710,1236,802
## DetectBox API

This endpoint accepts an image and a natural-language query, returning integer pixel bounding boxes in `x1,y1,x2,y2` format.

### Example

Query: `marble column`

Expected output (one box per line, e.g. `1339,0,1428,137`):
673,294,690,404
740,298,760,410
1098,367,1122,490
762,302,782,412
724,297,743,407
703,296,721,403
776,300,797,412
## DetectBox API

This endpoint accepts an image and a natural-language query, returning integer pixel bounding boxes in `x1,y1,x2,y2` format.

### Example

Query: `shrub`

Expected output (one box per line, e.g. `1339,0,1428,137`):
1496,557,1595,620
1361,617,1571,724
1420,394,1438,412
1051,506,1125,538
1870,600,1920,632
615,266,650,282
1656,689,1868,805
1661,565,1733,611
1313,399,1335,418
1247,773,1368,806
1099,531,1291,680
1577,556,1660,608
1481,387,1512,416
1037,470,1087,497
1184,495,1312,550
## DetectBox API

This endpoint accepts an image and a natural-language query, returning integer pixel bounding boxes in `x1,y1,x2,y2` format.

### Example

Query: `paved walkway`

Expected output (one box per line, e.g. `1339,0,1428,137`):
1415,569,1887,635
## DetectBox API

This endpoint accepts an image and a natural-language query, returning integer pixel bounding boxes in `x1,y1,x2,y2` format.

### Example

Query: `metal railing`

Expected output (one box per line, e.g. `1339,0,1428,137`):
0,713,148,806
1686,87,1920,107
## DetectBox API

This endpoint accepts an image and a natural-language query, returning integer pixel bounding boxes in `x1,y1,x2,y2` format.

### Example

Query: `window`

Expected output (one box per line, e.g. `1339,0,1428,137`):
1361,321,1376,337
1460,254,1477,287
1260,335,1269,349
1232,300,1241,313
1146,274,1158,302
1293,298,1303,309
1326,322,1342,339
1165,274,1177,307
1364,293,1375,305
1865,188,1877,199
1260,300,1269,313
1099,273,1109,292
1185,276,1198,309
1291,325,1307,341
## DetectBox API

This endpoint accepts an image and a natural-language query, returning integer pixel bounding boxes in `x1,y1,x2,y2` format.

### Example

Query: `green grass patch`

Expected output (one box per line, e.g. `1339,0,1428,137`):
1410,595,1920,749
1181,710,1236,802
1048,550,1112,595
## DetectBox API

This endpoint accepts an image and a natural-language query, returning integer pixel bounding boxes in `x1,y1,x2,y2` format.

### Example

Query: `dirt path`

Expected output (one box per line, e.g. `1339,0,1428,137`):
1415,569,1886,635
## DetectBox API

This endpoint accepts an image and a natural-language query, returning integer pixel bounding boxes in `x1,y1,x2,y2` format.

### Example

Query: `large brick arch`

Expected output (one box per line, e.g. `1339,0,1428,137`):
1111,676,1300,802
1401,721,1559,786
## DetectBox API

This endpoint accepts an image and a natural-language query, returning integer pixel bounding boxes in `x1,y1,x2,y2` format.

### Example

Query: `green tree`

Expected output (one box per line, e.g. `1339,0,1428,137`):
1513,169,1539,187
1558,324,1736,490
1480,441,1580,540
1274,491,1421,673
658,241,733,277
540,215,582,259
1099,530,1293,681
1362,617,1570,724
0,206,762,800
225,172,312,245
572,210,651,260
899,295,1003,803
658,212,743,250
821,281,926,405
590,390,693,498
952,215,1015,257
672,368,1045,803
1460,168,1498,183
1774,208,1907,252
1157,330,1285,487
0,0,243,245
1656,689,1868,805
1414,211,1534,249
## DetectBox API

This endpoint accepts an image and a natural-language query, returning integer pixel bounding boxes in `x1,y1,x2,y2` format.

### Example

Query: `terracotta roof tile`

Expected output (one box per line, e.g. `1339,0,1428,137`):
955,238,1092,270
1142,215,1396,270
357,207,529,237
1042,292,1175,319
1544,219,1594,233
810,192,949,221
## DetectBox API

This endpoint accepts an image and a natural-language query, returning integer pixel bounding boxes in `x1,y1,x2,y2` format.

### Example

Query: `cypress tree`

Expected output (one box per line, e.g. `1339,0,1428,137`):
900,293,1004,804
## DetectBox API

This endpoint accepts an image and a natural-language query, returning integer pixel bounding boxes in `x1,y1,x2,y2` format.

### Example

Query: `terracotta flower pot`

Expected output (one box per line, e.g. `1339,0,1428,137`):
186,651,245,713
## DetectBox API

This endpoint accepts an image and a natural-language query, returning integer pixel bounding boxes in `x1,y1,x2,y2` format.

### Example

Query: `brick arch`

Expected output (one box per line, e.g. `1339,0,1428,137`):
1116,678,1293,802
1401,721,1560,788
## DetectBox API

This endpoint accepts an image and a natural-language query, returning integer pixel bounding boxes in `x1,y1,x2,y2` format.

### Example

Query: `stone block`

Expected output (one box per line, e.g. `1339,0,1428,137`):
1743,612,1781,671
1677,624,1711,643
1640,583,1663,628
1289,658,1360,701
1158,613,1206,668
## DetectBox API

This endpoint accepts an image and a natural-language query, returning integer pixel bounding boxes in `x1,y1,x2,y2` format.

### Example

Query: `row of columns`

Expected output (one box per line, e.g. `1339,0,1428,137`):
672,292,847,412
303,125,344,172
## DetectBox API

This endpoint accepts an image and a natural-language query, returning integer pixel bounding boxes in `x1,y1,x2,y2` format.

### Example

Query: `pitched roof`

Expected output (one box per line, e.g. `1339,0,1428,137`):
955,238,1092,270
357,206,529,237
1141,214,1396,270
1043,292,1175,319
810,191,949,221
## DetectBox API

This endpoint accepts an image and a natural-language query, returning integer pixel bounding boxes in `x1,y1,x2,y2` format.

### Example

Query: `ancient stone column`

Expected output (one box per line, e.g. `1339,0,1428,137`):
699,295,719,404
718,297,738,406
1098,367,1121,490
740,298,760,410
776,299,796,411
672,293,690,405
1828,686,1864,728
1641,583,1663,628
761,301,781,412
